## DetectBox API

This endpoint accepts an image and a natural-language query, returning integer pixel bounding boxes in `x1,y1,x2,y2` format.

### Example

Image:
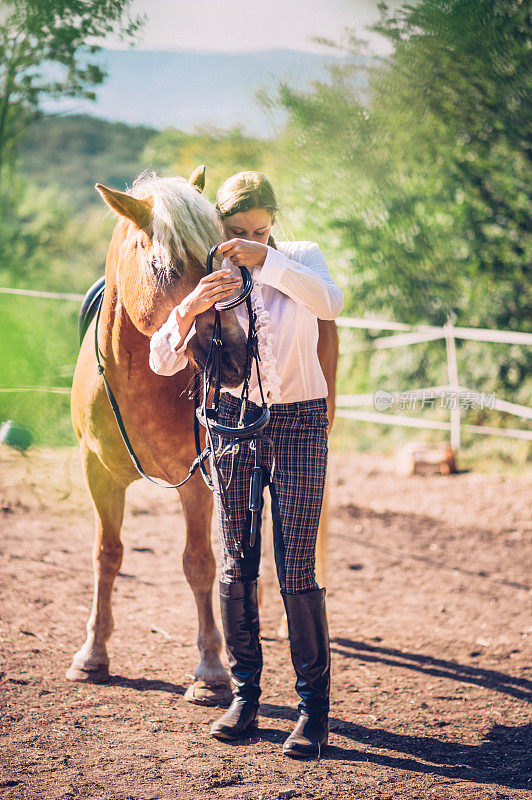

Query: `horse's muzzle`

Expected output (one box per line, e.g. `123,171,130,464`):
189,313,248,389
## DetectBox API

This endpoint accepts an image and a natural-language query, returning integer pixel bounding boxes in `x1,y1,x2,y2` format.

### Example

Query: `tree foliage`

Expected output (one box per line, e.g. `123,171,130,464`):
274,0,531,397
0,0,144,176
0,175,112,293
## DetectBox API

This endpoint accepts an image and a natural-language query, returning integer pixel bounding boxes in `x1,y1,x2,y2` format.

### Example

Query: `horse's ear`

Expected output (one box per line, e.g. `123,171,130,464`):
189,165,206,193
95,183,152,229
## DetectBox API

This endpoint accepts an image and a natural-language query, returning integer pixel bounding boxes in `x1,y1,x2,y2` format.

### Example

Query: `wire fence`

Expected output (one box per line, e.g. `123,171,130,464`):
2,286,531,444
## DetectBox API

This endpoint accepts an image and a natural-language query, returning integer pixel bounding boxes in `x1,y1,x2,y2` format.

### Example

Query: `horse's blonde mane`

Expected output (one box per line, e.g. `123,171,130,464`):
130,171,221,282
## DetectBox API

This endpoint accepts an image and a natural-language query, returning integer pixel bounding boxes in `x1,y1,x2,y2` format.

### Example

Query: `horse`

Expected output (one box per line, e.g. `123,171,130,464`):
67,167,339,704
67,169,249,705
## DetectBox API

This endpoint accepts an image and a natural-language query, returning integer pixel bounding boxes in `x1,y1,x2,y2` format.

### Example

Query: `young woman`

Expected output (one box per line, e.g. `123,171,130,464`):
149,171,344,758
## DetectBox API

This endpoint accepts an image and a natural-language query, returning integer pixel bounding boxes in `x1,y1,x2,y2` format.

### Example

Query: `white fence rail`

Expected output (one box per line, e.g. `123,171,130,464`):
2,287,531,445
336,319,532,445
0,287,85,302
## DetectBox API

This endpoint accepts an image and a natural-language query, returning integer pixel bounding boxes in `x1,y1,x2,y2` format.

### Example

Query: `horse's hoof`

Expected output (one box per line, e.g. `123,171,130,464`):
184,681,232,707
65,663,110,683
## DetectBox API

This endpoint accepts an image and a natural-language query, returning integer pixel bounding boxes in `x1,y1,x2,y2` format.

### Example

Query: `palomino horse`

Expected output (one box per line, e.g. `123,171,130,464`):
67,167,339,704
67,169,248,705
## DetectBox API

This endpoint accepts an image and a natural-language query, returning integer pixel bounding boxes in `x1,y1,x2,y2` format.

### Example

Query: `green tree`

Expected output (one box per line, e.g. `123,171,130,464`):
0,0,144,177
0,175,112,292
371,0,531,329
274,0,531,398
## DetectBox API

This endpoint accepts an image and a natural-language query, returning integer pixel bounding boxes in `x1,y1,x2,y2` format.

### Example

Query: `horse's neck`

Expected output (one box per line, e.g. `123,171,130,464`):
99,277,188,390
99,283,149,370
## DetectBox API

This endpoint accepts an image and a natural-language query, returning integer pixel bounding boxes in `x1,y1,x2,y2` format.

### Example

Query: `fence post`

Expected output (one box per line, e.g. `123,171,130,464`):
444,321,461,450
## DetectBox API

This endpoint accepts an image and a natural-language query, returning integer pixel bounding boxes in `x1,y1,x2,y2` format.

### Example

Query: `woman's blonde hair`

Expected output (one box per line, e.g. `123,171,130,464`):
216,171,278,248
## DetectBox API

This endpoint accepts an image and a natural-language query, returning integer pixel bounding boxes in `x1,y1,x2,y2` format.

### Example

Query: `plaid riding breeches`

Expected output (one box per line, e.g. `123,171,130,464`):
210,393,329,595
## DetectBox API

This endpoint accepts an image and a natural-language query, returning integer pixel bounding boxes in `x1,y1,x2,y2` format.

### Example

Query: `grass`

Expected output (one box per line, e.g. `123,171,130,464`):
0,295,79,447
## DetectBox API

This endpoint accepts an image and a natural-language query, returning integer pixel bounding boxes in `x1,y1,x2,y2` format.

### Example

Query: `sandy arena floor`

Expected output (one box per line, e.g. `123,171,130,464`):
1,447,531,799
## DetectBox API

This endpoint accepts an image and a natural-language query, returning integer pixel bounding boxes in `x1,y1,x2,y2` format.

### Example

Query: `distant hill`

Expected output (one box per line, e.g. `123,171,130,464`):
39,48,358,137
20,115,156,208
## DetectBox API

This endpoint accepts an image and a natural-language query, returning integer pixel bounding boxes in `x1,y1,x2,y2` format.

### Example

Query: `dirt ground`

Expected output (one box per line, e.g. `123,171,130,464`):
0,445,531,800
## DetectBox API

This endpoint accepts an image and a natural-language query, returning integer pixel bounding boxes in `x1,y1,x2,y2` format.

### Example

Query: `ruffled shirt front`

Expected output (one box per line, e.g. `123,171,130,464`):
149,240,344,405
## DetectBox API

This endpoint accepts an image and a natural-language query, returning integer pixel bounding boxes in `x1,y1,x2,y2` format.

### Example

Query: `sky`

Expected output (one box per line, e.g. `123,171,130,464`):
106,0,396,55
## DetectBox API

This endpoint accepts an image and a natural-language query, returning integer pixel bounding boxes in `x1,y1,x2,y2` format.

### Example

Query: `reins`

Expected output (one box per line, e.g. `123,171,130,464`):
93,245,273,545
94,296,207,489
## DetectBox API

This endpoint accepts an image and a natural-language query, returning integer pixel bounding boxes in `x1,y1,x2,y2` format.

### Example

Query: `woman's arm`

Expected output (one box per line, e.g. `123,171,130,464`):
149,307,196,376
217,238,344,320
258,243,344,320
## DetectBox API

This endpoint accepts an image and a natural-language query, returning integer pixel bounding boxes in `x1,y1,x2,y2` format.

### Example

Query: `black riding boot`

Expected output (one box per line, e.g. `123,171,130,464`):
281,587,330,759
210,581,262,740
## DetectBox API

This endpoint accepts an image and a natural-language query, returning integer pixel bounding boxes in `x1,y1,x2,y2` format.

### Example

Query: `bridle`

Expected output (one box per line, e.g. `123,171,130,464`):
194,245,273,547
93,244,273,549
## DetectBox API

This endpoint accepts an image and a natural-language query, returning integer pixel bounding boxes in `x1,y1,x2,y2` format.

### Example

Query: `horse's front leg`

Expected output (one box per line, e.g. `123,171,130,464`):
179,476,232,707
66,447,126,681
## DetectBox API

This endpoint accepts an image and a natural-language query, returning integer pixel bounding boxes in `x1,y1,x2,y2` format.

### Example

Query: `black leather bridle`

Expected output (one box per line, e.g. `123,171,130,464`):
93,244,272,548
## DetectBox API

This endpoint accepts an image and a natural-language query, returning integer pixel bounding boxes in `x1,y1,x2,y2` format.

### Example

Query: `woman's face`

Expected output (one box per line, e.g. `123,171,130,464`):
222,208,273,245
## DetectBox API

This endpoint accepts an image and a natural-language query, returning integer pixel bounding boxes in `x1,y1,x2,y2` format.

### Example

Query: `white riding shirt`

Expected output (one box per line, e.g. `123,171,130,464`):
149,240,344,405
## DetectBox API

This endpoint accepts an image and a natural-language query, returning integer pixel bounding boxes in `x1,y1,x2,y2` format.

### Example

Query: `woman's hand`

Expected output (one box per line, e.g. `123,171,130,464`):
172,269,241,346
218,238,268,268
179,269,241,319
